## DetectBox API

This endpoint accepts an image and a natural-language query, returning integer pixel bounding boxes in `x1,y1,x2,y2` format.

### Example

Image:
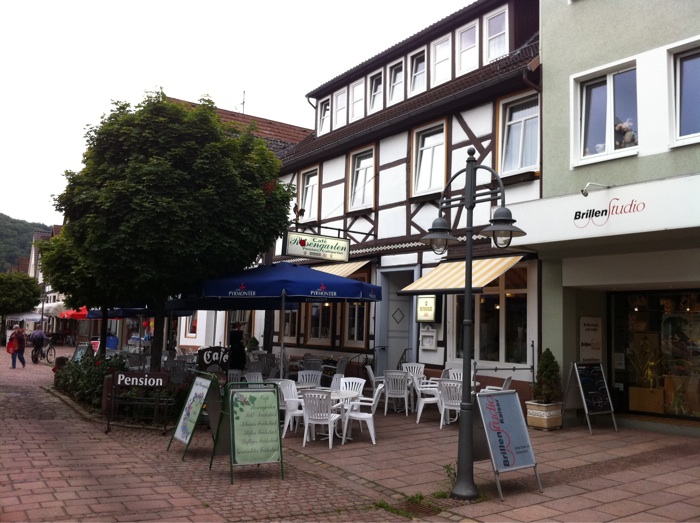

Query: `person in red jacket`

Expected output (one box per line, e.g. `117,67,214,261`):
9,325,26,369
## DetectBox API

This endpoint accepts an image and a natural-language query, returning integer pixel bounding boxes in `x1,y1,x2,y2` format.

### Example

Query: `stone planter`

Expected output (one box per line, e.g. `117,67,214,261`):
628,386,665,414
525,400,562,430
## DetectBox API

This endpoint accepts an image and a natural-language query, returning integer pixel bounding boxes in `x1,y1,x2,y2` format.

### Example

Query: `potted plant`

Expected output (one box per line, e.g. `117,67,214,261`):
526,348,563,430
246,336,260,351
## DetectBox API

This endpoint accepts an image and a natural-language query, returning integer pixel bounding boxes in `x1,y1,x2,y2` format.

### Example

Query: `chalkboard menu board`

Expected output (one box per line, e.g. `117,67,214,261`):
476,390,542,500
566,362,618,434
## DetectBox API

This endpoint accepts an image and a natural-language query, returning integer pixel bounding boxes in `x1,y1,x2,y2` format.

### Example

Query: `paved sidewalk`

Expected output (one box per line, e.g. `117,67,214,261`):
1,346,699,522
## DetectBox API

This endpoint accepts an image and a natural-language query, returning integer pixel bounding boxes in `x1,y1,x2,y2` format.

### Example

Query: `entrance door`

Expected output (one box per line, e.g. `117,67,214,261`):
376,270,414,375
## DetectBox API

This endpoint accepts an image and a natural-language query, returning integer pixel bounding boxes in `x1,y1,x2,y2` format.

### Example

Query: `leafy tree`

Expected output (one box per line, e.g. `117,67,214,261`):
0,272,41,316
0,213,50,272
39,91,293,366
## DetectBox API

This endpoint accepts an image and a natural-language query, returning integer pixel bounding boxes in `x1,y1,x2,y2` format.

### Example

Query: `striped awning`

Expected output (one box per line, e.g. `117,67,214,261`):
310,260,370,278
399,256,522,295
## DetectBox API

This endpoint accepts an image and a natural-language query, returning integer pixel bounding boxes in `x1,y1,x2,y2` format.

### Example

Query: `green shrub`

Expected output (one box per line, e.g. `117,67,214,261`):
532,348,562,403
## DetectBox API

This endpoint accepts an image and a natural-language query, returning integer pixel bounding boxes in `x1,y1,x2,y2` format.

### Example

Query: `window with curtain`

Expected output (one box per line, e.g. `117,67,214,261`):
409,50,426,96
456,22,478,76
431,36,452,87
333,89,347,130
368,71,383,114
484,7,508,63
349,79,365,122
388,60,404,106
501,95,540,174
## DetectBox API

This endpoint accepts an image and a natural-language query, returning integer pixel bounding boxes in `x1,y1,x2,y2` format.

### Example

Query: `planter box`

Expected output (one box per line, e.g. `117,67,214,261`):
629,386,664,414
525,401,562,430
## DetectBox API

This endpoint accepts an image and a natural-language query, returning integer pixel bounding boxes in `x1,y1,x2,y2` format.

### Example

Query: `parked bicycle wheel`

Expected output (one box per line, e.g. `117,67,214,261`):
31,347,41,364
46,345,56,365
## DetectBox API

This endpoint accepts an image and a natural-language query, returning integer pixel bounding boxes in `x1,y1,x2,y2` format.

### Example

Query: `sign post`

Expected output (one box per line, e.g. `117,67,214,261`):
476,390,542,501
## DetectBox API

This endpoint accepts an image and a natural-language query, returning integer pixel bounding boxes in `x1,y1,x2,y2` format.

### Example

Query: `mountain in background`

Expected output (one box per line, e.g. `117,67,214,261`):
0,213,52,272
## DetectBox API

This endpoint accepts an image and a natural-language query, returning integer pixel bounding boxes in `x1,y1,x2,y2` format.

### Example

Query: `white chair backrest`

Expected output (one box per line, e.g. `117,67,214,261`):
244,371,263,383
365,365,377,386
370,384,385,414
302,390,334,421
335,357,349,375
301,357,323,372
298,370,323,386
278,379,299,401
502,376,512,390
448,368,463,381
330,373,344,391
402,363,425,377
341,377,366,396
384,370,409,394
438,379,462,406
228,369,243,383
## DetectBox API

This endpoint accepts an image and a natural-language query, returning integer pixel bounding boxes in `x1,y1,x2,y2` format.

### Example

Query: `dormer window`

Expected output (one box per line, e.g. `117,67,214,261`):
388,60,404,106
368,71,383,114
431,36,452,87
409,49,427,97
318,99,330,136
456,22,478,75
349,79,365,122
333,88,347,130
484,6,508,63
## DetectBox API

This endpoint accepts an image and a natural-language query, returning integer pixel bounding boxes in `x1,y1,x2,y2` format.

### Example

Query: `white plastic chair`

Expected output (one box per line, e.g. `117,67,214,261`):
329,373,344,391
411,373,440,423
244,371,264,388
300,357,323,372
342,384,384,445
438,379,462,429
448,369,463,381
227,369,243,383
298,370,323,387
279,379,304,437
481,376,512,392
365,365,384,397
301,389,342,449
383,370,410,416
402,362,425,377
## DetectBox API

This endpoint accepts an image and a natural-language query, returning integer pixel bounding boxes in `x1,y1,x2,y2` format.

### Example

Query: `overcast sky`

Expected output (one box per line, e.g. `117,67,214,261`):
0,0,471,226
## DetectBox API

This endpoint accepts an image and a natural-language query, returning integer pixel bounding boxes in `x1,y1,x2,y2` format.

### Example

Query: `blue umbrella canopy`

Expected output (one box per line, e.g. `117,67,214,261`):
196,262,382,307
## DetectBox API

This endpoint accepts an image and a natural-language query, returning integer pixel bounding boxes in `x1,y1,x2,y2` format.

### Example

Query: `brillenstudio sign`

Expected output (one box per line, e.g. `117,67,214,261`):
283,232,349,262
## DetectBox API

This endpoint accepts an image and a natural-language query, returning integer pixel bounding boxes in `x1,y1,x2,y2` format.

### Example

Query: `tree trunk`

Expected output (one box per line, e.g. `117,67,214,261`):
99,307,108,357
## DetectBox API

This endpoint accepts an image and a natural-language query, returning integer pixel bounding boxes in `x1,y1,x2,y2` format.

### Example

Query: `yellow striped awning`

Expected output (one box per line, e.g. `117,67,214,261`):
310,260,370,278
399,256,522,295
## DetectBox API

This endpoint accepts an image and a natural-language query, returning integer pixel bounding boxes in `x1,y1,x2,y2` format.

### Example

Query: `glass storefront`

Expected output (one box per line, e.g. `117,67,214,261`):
611,290,700,419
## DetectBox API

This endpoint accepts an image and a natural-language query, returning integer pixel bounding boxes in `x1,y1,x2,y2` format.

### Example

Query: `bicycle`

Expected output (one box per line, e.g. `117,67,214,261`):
31,341,56,365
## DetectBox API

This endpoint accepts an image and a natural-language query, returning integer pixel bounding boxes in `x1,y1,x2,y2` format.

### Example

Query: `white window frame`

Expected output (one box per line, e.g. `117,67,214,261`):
673,46,700,146
499,93,540,175
333,88,347,130
349,78,365,123
300,168,319,222
431,35,452,88
348,146,375,211
572,61,638,166
344,300,368,348
367,70,384,115
408,48,427,98
307,302,335,344
412,121,446,197
317,98,330,136
456,21,479,76
387,59,405,107
483,6,508,63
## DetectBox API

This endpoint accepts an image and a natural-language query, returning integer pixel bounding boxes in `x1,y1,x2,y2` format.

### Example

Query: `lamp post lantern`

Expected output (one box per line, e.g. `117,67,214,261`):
421,147,525,500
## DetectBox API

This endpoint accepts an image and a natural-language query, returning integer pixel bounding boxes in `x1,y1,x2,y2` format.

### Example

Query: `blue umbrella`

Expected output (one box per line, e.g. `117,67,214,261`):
176,262,382,377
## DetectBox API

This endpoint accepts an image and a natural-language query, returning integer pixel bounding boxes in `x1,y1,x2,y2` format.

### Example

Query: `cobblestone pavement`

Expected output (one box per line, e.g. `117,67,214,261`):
2,346,700,522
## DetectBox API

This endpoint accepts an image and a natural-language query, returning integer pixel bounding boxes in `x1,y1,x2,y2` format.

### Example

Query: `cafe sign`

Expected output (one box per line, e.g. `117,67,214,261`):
283,231,350,262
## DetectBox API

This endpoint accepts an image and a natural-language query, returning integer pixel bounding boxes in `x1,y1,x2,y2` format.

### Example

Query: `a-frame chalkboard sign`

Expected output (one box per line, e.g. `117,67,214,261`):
565,362,618,434
167,371,222,459
210,382,284,484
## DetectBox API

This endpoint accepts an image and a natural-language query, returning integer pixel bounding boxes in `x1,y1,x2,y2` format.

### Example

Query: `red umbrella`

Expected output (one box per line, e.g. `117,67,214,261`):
59,306,89,320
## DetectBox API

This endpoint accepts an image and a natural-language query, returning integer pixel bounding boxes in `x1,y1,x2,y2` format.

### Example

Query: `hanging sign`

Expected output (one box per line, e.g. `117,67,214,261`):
283,231,349,262
416,295,442,323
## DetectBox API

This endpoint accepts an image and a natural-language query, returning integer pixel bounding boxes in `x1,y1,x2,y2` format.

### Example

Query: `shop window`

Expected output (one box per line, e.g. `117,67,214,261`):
308,302,333,343
346,301,367,346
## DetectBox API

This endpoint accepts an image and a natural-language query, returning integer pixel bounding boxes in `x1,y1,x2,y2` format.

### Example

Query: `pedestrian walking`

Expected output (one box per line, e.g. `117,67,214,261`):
9,324,26,369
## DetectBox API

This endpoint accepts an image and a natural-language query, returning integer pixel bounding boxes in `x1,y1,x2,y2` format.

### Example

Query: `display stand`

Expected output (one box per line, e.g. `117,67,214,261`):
210,382,284,484
476,390,542,501
167,371,221,460
565,362,618,434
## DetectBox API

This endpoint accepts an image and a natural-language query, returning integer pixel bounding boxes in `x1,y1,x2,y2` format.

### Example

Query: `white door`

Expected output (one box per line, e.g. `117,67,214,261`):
376,270,414,374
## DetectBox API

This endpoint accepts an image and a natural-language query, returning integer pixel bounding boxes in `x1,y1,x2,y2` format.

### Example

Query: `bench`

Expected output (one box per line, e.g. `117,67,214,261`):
106,371,174,434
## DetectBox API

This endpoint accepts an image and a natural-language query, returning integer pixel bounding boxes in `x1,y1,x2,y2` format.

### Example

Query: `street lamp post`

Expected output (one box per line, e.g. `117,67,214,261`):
421,147,525,500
